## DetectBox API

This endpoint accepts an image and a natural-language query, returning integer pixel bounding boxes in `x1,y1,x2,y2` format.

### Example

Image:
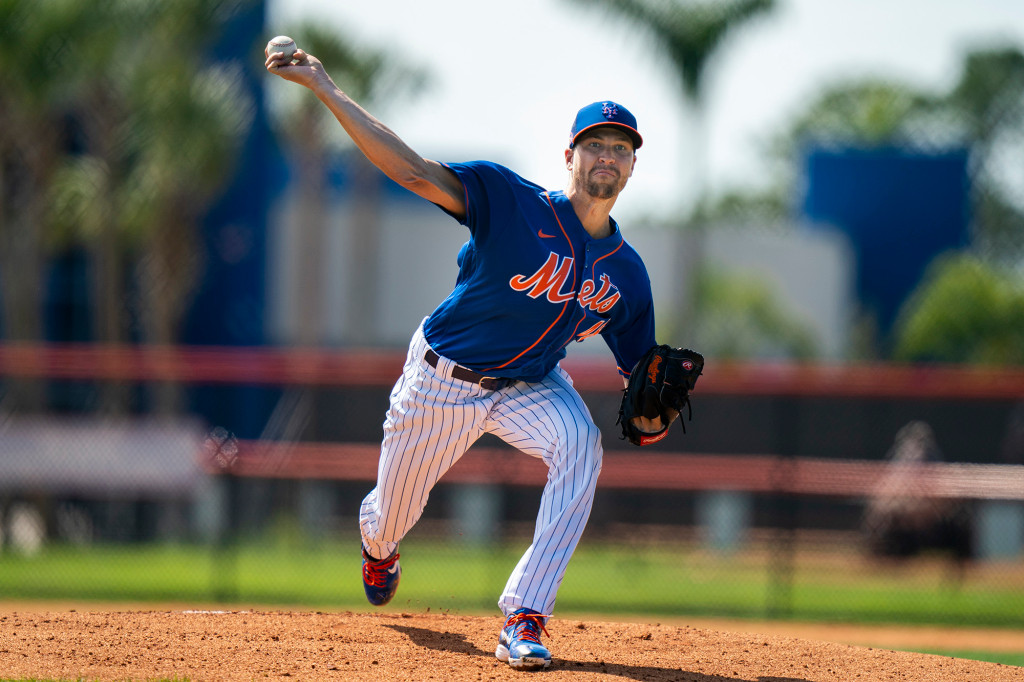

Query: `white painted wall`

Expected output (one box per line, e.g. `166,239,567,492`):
268,188,855,359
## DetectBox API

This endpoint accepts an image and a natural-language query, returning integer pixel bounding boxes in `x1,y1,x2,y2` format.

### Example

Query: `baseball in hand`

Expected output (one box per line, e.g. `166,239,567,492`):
266,35,297,61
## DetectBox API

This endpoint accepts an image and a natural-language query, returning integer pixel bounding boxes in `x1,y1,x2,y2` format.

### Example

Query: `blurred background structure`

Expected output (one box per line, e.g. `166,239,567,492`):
1,0,1024,642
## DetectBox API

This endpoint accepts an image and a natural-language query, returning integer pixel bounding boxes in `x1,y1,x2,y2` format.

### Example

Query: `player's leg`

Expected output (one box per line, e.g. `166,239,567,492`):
486,365,602,666
359,325,491,572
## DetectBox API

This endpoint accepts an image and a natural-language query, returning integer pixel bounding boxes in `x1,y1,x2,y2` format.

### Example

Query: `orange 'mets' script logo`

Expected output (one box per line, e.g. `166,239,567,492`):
647,355,662,383
509,252,622,313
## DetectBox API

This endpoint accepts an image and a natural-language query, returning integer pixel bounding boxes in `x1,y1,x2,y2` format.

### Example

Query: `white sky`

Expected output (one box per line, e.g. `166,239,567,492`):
268,0,1024,223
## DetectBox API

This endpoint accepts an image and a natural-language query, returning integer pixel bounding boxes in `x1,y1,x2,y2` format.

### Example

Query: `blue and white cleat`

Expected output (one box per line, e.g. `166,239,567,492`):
361,546,400,606
495,608,552,669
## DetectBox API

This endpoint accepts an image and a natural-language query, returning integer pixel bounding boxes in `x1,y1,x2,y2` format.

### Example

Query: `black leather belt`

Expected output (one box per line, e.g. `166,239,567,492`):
424,349,516,391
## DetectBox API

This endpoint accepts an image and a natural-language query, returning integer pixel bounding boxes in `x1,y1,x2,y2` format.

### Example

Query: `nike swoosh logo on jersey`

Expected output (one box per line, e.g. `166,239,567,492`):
537,229,556,238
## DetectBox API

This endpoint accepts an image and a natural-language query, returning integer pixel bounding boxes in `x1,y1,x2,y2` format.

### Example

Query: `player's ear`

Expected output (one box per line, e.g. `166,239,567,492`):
564,147,573,170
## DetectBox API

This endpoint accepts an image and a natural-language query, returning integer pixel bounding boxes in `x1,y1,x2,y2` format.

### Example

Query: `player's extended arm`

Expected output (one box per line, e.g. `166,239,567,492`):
266,48,466,219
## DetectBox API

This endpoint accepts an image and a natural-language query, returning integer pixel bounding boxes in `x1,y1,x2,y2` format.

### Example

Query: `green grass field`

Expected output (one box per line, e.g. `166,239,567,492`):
1,536,1022,668
2,538,1021,625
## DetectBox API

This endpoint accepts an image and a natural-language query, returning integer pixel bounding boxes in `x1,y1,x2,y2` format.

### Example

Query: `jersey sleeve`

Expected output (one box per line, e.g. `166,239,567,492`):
437,161,523,247
603,271,657,379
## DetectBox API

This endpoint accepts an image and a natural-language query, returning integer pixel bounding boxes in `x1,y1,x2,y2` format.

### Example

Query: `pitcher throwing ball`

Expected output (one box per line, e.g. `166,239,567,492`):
267,42,701,670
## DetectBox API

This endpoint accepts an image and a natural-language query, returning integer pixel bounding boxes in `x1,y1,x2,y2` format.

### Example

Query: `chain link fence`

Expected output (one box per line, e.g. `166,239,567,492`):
3,0,1024,635
1,351,1022,628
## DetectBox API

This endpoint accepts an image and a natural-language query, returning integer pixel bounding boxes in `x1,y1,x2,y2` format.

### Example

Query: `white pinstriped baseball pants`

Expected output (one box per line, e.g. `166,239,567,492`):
359,322,603,618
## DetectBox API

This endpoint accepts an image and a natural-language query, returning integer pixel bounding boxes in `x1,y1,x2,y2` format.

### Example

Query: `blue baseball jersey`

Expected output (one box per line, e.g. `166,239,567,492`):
421,160,656,382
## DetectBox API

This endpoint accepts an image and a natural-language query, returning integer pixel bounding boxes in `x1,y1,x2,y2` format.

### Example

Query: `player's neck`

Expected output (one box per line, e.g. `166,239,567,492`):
565,186,615,240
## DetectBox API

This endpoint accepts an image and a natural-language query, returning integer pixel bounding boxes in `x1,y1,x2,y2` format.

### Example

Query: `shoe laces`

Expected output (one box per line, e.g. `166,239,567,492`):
362,551,399,587
505,611,550,644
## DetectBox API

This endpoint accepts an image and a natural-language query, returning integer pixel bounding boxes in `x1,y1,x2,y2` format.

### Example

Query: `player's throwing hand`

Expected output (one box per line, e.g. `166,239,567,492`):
264,46,326,89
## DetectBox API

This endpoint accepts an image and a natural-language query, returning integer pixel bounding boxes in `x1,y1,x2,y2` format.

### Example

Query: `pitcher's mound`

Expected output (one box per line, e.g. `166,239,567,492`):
0,609,1019,681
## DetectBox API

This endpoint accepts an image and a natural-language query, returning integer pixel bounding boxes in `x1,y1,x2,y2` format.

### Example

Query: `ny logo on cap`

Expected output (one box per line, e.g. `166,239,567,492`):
601,102,618,119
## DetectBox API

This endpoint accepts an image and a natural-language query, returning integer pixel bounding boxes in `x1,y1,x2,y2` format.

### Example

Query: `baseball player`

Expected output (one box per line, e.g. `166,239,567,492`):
267,45,684,670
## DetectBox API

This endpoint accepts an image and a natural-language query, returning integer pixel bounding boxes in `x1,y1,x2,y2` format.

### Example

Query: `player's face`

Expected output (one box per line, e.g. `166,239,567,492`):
567,128,636,200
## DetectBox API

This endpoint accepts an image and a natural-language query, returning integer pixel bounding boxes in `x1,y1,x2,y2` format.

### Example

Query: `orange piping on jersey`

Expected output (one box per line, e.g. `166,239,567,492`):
486,301,570,372
544,191,576,273
589,239,623,274
482,193,577,372
561,316,589,347
557,233,625,349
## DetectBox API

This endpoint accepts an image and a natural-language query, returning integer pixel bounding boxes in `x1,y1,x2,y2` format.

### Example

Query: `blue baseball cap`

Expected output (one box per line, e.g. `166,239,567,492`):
569,101,643,150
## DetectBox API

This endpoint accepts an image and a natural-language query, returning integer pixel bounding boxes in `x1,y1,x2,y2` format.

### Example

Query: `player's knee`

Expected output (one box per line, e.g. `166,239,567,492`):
579,418,602,448
566,428,603,483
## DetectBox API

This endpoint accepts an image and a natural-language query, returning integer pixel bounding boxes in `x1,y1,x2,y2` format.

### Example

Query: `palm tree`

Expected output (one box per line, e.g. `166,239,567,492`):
46,0,148,414
564,0,774,200
562,0,776,341
767,46,1024,265
125,2,255,414
944,47,1024,262
777,80,936,148
753,46,1024,358
48,0,255,415
267,23,427,347
0,0,101,412
893,254,1024,365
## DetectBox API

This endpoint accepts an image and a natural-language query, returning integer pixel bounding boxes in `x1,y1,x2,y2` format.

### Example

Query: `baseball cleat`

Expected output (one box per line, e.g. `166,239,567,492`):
495,608,551,669
361,546,401,606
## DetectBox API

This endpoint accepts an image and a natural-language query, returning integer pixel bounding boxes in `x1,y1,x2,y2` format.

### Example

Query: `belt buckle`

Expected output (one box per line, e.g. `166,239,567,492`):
479,376,506,391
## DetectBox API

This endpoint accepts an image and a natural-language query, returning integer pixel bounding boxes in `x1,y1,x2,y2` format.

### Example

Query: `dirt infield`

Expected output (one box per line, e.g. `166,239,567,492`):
0,610,1021,681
